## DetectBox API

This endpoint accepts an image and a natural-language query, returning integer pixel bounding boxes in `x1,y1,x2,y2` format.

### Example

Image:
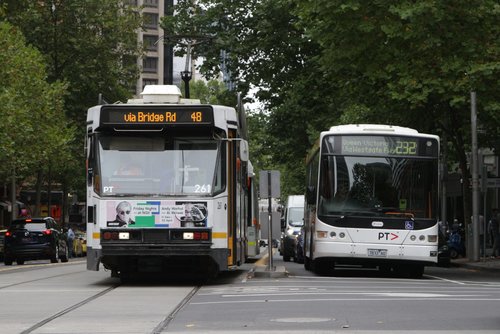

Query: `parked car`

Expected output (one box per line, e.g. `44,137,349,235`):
0,229,7,260
3,217,69,265
293,227,305,264
73,231,87,257
279,195,305,262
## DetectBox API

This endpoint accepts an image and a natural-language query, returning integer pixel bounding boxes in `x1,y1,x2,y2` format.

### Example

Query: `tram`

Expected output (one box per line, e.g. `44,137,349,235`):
85,85,258,279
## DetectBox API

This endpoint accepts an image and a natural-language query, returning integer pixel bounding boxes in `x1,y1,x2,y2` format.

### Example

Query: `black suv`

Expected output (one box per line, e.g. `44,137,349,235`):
3,217,69,265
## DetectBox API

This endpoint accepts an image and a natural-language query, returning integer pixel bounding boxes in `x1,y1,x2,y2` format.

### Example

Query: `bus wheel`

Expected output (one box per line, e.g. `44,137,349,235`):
304,256,312,271
379,265,393,275
313,259,334,276
120,271,132,284
408,265,424,279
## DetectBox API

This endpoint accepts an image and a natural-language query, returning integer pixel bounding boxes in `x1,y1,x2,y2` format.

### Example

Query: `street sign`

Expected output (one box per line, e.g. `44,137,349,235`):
480,178,500,188
259,170,281,198
259,212,281,239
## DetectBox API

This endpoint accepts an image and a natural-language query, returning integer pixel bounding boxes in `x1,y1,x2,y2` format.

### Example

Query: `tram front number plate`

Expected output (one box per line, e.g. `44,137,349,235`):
368,249,387,257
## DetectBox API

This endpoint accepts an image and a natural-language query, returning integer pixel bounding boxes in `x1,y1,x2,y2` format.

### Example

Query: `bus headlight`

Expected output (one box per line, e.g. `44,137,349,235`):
427,235,437,243
316,231,328,238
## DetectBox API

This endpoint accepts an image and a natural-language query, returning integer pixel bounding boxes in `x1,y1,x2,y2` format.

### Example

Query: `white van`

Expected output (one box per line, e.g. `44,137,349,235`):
279,195,305,261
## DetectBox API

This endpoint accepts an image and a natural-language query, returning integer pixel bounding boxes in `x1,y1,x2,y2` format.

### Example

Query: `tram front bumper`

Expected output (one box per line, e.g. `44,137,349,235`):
88,244,230,273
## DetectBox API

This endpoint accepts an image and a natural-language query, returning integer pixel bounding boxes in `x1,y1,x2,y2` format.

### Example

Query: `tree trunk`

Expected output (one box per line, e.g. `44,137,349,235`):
34,169,43,217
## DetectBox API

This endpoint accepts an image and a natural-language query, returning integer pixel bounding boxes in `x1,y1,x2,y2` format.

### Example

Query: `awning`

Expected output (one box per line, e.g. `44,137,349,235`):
0,201,25,211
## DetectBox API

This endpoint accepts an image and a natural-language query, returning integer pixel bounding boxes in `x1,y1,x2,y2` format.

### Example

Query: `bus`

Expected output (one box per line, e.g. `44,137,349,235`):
85,85,258,280
303,124,440,278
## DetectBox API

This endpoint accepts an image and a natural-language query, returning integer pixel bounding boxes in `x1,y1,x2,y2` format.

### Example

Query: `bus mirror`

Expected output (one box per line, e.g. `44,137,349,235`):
239,140,249,162
306,186,316,205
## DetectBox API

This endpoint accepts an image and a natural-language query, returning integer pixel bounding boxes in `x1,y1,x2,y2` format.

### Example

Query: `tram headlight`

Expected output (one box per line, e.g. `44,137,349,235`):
419,235,426,241
119,232,129,240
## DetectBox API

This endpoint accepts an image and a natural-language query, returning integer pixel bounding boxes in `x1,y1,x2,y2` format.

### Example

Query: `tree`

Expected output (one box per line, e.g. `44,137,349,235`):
295,0,500,224
185,79,231,105
0,21,71,218
4,0,144,217
162,0,326,197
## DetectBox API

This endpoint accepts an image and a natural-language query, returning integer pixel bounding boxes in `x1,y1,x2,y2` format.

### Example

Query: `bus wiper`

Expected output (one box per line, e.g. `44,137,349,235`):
325,210,374,217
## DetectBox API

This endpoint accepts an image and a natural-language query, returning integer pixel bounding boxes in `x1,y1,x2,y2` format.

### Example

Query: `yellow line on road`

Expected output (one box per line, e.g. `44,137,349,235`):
255,247,276,266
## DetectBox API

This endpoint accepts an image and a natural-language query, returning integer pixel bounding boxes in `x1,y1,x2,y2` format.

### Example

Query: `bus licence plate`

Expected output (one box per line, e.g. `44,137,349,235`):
368,249,387,257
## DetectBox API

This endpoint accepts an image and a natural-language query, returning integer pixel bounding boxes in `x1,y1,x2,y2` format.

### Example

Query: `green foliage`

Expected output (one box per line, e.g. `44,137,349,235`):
6,0,143,123
4,0,144,197
165,0,499,204
184,79,231,105
163,0,325,198
0,21,71,182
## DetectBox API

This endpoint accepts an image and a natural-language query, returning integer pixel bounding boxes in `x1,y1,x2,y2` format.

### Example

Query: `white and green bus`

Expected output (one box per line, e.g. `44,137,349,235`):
303,124,440,278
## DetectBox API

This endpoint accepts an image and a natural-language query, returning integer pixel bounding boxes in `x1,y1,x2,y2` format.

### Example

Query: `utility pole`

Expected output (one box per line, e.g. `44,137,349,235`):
470,91,480,262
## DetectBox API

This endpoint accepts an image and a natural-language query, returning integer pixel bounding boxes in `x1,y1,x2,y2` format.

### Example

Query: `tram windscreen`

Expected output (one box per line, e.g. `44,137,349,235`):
97,136,224,196
317,155,438,219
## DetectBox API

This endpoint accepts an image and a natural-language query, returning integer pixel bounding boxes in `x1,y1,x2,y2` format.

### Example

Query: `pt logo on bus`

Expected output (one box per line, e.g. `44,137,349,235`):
378,232,399,240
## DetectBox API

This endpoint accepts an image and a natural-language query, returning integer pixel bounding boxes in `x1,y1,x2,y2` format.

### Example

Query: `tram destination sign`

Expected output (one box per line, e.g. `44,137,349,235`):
100,105,214,126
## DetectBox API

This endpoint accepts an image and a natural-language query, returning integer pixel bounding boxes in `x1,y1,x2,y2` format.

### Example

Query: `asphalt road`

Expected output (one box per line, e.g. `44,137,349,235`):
1,254,500,334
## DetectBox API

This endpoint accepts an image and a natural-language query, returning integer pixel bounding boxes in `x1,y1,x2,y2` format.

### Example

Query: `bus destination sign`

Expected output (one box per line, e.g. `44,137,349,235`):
341,136,418,156
100,106,214,126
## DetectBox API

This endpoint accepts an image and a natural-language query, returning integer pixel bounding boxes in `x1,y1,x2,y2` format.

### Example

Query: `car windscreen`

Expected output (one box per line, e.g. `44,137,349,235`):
10,222,46,231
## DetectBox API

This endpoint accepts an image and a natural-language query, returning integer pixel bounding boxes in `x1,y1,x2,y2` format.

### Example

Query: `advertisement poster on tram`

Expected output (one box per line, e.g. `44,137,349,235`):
106,200,208,228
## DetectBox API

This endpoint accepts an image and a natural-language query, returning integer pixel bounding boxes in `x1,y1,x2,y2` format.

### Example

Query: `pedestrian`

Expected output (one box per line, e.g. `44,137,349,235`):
67,226,75,258
489,209,499,258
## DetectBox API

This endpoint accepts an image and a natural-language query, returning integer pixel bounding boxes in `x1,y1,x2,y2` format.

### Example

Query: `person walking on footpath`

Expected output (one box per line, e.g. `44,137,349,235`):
489,209,499,258
67,226,75,258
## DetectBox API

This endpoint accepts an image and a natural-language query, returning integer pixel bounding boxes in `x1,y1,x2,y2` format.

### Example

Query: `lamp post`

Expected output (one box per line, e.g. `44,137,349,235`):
470,91,480,262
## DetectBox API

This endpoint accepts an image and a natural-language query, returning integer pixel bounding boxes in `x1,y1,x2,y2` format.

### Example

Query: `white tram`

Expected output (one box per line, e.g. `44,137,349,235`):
85,85,258,279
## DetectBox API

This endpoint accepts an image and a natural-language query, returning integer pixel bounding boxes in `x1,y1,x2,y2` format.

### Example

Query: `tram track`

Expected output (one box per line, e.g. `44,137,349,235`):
0,261,239,333
151,285,201,334
20,284,120,334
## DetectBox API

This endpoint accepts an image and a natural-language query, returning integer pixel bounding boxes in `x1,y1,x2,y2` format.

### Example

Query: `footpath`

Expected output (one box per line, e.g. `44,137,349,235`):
452,256,500,273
